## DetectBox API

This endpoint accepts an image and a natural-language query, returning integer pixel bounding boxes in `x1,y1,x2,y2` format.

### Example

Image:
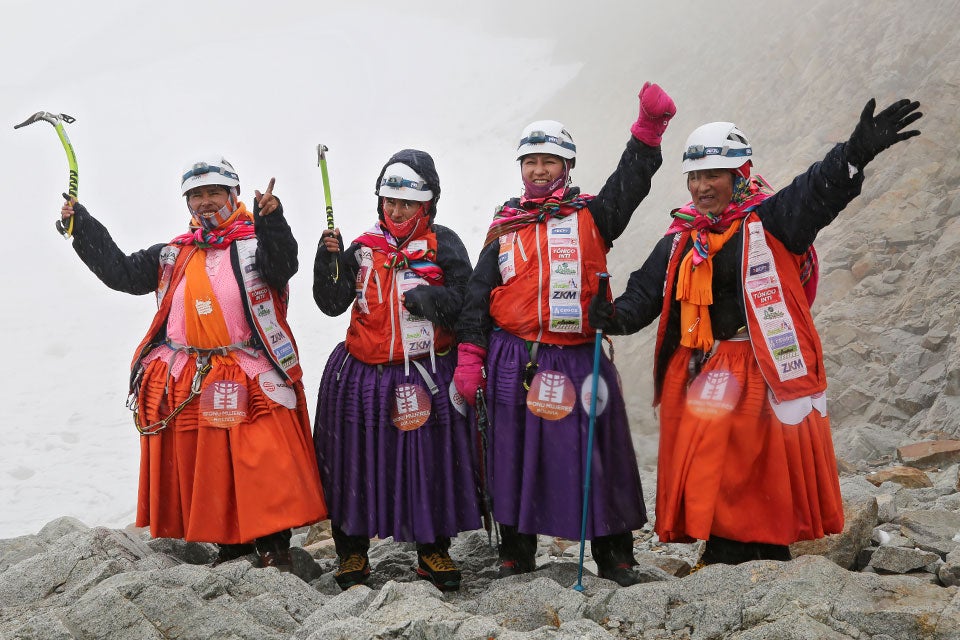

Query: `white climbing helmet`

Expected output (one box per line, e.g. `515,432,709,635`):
516,120,577,162
681,122,753,174
377,162,434,201
180,155,240,195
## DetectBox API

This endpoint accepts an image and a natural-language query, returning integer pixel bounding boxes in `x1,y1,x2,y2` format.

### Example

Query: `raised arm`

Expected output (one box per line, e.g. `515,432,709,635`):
66,201,162,295
590,82,675,244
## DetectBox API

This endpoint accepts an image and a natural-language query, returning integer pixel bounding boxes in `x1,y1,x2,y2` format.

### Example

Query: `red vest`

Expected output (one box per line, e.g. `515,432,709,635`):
654,211,826,403
489,208,609,346
345,230,454,365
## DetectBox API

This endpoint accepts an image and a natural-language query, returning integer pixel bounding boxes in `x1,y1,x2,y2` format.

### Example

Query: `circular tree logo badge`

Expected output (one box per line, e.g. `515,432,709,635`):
526,370,575,421
391,383,432,430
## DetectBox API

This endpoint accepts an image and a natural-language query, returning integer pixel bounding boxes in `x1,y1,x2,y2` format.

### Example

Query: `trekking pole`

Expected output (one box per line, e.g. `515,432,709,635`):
316,144,339,281
574,272,610,592
14,111,79,238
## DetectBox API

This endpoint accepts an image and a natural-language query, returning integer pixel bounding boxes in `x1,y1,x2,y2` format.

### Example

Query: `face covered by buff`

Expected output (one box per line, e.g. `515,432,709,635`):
381,200,427,241
520,153,570,200
187,185,239,230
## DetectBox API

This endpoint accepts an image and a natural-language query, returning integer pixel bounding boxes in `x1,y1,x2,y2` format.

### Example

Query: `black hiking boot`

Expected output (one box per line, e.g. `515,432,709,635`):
597,562,643,587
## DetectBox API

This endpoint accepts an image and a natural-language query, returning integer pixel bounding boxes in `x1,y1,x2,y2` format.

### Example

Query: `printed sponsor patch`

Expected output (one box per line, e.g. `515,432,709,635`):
526,370,575,421
579,374,609,416
449,381,468,417
768,331,798,350
391,383,432,430
686,370,742,418
552,305,580,317
750,286,782,307
249,286,270,304
200,380,249,428
258,369,297,409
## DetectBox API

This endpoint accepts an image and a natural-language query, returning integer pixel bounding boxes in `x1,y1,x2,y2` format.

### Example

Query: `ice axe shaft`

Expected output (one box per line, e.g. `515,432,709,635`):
317,144,339,281
14,111,79,238
574,272,611,592
317,144,335,231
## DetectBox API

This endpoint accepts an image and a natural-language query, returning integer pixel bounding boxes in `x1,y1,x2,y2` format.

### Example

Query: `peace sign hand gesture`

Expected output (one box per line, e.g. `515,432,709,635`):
255,177,279,216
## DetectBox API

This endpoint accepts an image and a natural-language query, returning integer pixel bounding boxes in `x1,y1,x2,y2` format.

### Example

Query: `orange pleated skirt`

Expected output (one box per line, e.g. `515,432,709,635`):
134,356,327,543
655,339,844,546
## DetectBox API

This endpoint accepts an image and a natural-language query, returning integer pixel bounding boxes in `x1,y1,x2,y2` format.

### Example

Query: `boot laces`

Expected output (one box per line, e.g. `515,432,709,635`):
337,552,368,574
421,550,456,572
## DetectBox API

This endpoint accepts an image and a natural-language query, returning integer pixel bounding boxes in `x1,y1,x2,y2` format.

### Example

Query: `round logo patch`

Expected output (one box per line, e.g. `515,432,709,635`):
526,370,575,421
686,370,742,418
391,383,432,431
199,380,249,428
449,381,468,417
579,374,609,416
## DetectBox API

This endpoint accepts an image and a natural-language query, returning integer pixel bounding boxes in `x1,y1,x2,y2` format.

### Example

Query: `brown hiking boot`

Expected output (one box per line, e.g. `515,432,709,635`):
335,552,371,589
416,548,462,591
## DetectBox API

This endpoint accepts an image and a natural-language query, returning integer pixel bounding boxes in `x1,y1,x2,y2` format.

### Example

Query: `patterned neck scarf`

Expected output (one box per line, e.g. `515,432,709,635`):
355,221,444,284
665,174,774,265
172,202,256,248
484,190,591,246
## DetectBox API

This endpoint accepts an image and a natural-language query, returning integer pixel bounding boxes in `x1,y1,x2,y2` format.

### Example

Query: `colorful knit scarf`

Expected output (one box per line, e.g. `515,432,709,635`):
355,222,445,285
667,175,774,352
484,191,592,246
172,202,256,248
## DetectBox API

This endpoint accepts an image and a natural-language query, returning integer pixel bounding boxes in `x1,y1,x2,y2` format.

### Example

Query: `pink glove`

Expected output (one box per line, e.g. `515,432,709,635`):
453,343,487,407
630,82,676,147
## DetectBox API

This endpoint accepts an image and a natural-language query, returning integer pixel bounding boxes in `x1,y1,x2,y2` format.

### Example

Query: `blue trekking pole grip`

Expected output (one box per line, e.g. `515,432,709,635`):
574,271,610,592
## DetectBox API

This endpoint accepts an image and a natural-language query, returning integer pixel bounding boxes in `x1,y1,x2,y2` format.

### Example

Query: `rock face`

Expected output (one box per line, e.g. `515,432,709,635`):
579,0,960,457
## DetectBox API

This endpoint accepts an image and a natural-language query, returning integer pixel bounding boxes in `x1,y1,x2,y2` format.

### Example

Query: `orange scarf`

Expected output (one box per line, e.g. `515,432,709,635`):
675,219,743,351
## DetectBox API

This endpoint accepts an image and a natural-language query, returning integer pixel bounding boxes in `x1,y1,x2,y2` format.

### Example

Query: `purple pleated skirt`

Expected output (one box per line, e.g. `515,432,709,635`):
486,330,646,540
314,342,482,542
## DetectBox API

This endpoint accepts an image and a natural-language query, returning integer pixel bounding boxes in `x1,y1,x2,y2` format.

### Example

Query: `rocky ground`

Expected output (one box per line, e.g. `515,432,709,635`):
2,440,959,639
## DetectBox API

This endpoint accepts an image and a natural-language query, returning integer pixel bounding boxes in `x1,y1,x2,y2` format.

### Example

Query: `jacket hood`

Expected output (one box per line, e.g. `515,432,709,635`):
375,149,441,221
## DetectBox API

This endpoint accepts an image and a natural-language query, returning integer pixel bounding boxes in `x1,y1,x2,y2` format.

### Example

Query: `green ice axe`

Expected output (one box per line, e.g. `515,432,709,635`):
14,111,79,239
317,144,339,281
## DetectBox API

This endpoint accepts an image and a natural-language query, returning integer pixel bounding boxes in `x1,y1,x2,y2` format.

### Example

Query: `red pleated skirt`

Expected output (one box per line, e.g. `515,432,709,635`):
134,356,327,543
655,339,844,546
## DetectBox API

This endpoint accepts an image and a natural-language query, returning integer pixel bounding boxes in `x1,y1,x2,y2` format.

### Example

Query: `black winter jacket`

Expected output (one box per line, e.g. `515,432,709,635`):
606,142,865,388
69,200,299,296
313,224,472,330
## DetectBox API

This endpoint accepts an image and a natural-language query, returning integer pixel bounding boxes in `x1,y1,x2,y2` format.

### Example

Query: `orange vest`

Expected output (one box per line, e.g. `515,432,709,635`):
488,208,609,345
654,211,826,403
345,230,454,365
130,240,303,387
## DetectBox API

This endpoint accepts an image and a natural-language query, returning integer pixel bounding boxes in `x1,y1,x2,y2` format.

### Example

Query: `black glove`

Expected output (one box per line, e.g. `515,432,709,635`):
845,98,922,170
402,284,431,317
588,294,618,332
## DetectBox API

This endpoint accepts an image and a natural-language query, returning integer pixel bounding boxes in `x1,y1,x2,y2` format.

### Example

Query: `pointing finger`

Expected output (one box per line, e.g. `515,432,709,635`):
264,177,275,197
